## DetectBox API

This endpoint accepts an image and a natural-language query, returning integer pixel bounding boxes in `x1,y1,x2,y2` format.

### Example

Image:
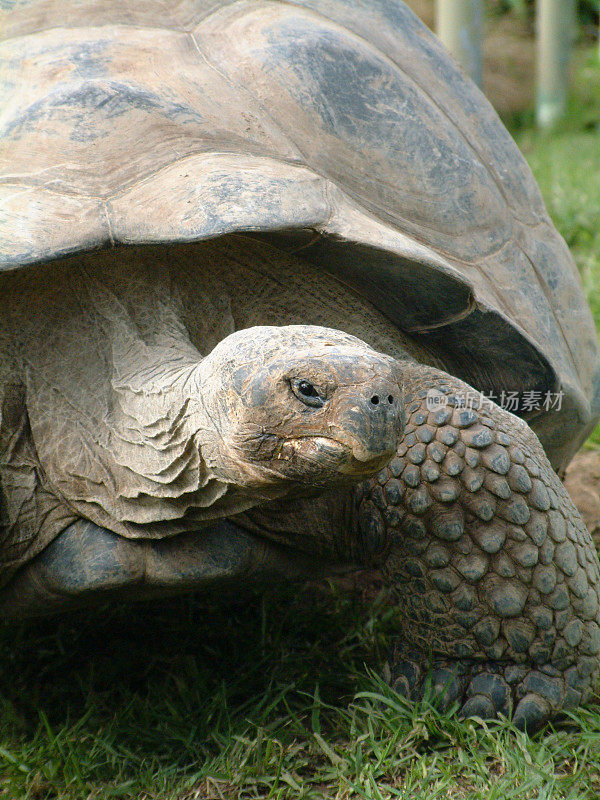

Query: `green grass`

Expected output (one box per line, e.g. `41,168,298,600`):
1,586,600,799
1,48,600,800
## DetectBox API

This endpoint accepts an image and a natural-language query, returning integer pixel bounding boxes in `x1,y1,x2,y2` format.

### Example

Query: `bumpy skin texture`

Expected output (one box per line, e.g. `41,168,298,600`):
357,363,600,730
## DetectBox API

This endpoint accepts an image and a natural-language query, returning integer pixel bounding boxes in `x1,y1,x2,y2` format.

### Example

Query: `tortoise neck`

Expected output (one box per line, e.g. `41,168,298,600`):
231,487,363,564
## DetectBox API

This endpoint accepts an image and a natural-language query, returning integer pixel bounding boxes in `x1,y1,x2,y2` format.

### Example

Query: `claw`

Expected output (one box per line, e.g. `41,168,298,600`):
513,692,552,732
461,694,495,719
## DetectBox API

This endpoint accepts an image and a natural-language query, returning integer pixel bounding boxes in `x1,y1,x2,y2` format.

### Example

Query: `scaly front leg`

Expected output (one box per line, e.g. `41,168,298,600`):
357,362,600,730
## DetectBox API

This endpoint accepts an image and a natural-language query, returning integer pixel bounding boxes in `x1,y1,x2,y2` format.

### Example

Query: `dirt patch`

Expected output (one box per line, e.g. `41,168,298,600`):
565,448,600,548
404,1,535,118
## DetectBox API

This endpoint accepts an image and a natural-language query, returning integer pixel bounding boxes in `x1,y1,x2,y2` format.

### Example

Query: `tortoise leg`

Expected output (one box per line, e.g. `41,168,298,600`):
358,363,600,730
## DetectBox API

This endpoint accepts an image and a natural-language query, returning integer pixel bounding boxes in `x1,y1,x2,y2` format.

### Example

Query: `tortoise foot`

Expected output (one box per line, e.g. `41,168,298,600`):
386,644,596,731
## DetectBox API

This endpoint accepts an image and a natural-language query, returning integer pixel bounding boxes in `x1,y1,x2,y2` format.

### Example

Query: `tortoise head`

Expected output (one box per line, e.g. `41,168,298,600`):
197,325,405,492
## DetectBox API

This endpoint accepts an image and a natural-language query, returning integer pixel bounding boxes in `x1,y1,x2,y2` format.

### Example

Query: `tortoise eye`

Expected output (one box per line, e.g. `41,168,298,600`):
290,378,326,408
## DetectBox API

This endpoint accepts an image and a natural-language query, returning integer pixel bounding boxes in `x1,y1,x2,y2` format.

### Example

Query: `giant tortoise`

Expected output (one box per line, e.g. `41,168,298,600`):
1,0,600,730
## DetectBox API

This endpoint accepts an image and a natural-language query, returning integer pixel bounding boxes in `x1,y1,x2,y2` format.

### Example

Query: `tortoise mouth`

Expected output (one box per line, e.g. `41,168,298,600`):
280,434,347,460
279,435,392,477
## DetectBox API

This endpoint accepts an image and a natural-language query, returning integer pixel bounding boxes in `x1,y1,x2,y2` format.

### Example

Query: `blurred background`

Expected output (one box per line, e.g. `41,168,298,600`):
407,0,599,121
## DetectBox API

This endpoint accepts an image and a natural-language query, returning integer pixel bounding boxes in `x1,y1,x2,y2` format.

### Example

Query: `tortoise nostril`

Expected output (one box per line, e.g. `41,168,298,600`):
370,395,380,405
388,395,394,404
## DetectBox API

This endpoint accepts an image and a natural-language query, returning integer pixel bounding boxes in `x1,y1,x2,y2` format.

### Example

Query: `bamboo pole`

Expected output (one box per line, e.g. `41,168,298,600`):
536,0,576,127
436,0,483,88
